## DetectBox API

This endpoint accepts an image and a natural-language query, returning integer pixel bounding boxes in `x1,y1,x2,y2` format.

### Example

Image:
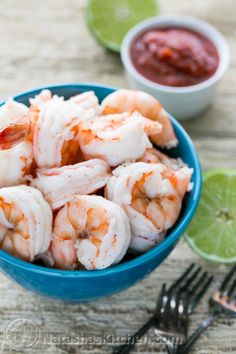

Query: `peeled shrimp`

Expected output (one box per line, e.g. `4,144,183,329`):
51,195,131,270
0,142,33,187
0,95,93,168
106,162,192,252
0,100,33,187
31,159,111,210
0,185,52,261
78,112,162,166
138,147,185,171
29,89,52,111
33,95,95,168
30,89,99,116
0,99,28,128
69,91,100,114
101,89,177,148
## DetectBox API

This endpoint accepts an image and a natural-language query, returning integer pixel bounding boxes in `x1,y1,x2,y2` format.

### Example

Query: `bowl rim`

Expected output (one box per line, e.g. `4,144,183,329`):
121,15,230,93
0,83,202,277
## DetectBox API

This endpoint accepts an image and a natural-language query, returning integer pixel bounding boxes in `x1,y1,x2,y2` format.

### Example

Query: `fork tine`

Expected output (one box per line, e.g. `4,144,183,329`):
219,265,236,294
168,263,195,292
163,288,172,329
188,275,214,314
179,266,202,292
156,283,167,312
155,283,169,328
168,264,213,315
187,271,208,294
183,295,189,335
177,293,189,337
168,290,179,330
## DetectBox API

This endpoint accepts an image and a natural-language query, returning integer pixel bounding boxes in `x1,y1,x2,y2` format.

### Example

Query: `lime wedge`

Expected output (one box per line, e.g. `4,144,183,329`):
185,169,236,263
87,0,159,52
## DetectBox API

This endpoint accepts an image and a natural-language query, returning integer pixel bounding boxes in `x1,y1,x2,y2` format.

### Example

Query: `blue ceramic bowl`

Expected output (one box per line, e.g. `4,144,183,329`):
0,84,202,302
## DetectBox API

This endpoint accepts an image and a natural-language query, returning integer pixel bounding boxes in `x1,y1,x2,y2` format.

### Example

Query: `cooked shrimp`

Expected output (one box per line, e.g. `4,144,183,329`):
50,195,131,270
0,99,28,128
0,185,52,261
31,159,111,210
30,90,99,116
101,89,177,148
138,147,185,171
106,162,192,252
69,91,100,114
33,95,94,168
29,89,52,111
0,113,33,151
0,99,30,150
0,95,93,167
78,112,162,166
0,100,33,187
0,142,33,187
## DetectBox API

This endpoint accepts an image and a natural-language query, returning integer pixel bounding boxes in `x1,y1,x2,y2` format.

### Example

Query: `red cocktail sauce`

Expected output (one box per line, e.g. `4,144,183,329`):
130,27,219,87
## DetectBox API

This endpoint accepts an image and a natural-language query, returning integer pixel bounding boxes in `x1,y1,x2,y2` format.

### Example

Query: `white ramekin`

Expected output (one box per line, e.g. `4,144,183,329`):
121,15,230,120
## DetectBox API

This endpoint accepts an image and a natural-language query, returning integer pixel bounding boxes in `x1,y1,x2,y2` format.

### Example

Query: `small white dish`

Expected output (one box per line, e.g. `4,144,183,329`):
121,15,230,120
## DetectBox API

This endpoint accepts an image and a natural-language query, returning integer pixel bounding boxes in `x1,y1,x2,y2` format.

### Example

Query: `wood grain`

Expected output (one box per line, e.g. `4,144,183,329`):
0,0,235,353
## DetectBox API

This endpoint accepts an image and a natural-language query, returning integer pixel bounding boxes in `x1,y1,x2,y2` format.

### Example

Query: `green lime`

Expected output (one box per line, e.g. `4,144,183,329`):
87,0,159,52
185,169,236,263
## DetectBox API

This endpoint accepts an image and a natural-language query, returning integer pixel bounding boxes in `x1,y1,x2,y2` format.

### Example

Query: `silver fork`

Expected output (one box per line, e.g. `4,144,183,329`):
154,265,214,354
113,264,213,354
177,264,236,354
154,283,189,354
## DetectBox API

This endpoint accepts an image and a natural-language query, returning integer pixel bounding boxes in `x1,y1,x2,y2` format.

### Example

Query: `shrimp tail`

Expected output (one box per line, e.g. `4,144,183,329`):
0,115,31,150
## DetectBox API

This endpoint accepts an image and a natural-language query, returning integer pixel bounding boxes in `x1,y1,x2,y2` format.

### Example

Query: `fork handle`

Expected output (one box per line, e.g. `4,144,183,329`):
177,314,219,354
113,315,155,354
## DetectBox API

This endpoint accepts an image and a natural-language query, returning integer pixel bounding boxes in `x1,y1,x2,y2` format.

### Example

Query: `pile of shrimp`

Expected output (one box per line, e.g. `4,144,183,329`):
0,88,193,270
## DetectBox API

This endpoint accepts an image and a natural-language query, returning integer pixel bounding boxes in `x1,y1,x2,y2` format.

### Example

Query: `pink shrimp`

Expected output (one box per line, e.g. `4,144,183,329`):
50,195,131,270
0,100,34,187
101,89,178,148
0,185,52,261
78,112,162,166
31,159,111,210
0,93,94,168
138,147,185,171
106,162,192,252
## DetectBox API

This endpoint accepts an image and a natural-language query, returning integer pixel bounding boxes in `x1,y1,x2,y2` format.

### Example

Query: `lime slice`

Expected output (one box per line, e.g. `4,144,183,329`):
87,0,159,52
185,169,236,263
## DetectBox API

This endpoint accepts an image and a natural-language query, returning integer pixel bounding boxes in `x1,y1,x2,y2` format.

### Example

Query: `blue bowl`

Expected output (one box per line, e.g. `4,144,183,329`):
0,84,202,302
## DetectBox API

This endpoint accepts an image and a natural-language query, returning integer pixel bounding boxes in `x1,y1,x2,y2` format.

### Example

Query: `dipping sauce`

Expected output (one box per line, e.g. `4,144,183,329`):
130,27,219,87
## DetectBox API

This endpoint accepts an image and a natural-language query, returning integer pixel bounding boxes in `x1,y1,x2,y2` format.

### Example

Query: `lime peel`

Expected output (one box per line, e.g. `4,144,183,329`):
185,169,236,263
87,0,159,53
